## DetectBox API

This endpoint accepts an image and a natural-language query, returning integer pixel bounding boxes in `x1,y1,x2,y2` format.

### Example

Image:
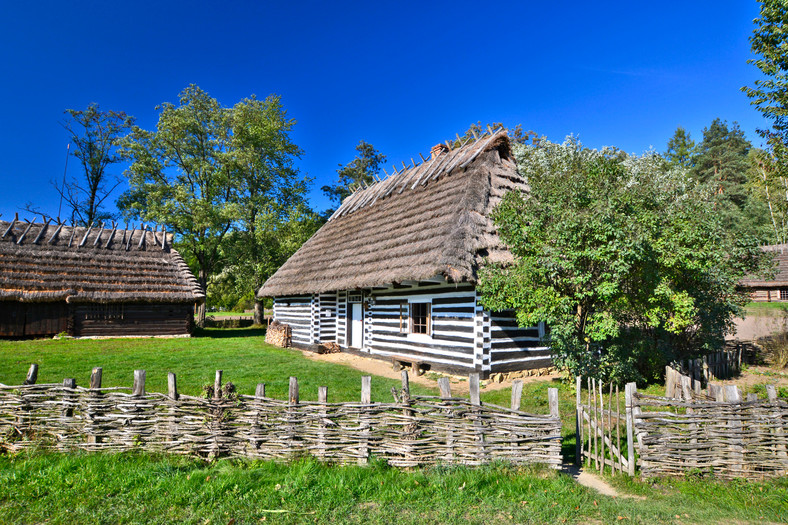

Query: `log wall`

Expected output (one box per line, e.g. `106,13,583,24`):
272,296,312,345
0,301,69,337
72,303,193,337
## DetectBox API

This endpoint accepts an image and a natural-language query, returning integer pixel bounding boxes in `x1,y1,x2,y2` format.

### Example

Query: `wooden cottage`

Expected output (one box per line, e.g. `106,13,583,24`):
0,218,204,338
258,130,550,378
741,243,788,302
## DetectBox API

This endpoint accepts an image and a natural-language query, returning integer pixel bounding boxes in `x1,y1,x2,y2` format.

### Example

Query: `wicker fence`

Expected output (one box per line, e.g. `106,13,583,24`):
0,365,562,468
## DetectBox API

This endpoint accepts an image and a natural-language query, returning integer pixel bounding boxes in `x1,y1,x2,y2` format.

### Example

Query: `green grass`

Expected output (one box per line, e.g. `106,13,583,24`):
1,330,788,524
0,329,434,401
744,301,788,313
0,451,785,524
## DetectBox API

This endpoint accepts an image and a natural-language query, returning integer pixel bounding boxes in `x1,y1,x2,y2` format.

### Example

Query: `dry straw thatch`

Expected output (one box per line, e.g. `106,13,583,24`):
258,130,526,297
741,243,788,288
0,219,204,304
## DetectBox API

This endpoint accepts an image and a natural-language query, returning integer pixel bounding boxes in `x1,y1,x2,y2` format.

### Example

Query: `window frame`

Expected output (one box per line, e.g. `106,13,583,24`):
409,301,431,336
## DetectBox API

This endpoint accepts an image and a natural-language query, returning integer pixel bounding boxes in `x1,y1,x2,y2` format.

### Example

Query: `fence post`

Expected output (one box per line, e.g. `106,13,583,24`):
725,385,743,476
438,377,452,399
86,367,102,445
132,370,145,396
287,377,299,457
24,364,38,385
318,386,328,460
214,370,223,399
625,382,636,476
468,373,486,463
766,385,787,472
255,383,265,398
359,376,371,464
439,377,456,462
548,388,559,418
400,370,415,467
575,376,582,466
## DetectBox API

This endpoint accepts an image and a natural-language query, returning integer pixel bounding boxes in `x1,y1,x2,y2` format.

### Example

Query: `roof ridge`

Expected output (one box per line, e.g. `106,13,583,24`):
328,127,507,221
0,219,173,252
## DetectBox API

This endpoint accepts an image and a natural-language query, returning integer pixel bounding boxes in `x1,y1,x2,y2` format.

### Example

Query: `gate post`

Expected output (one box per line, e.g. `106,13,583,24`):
625,382,636,476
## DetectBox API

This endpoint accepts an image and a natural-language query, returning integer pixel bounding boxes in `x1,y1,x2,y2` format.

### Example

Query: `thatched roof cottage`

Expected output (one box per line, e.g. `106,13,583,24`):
259,130,550,378
0,218,204,337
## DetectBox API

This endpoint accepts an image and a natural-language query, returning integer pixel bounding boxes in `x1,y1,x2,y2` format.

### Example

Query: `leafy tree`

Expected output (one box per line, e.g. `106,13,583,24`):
321,141,386,215
478,137,767,383
665,127,696,169
223,94,318,323
119,86,314,326
743,0,788,149
27,104,134,225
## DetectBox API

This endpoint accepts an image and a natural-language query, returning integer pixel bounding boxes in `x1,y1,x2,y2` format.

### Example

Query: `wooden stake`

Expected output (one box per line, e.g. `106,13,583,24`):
168,373,178,400
625,382,636,476
469,373,480,405
361,376,371,404
90,367,102,389
289,377,299,405
511,379,523,411
132,370,145,396
438,377,452,399
214,370,223,400
255,383,266,398
24,364,38,385
575,376,582,465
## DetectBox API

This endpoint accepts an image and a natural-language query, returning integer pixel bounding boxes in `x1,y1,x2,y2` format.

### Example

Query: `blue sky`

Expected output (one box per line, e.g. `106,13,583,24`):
0,1,766,221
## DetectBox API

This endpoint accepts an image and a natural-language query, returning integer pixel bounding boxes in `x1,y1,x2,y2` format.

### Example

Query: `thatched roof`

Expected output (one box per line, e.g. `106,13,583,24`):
259,130,525,297
742,244,788,288
0,219,204,303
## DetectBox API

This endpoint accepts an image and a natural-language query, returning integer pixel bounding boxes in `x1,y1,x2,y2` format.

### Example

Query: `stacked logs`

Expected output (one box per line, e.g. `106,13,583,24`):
265,321,291,347
317,342,341,354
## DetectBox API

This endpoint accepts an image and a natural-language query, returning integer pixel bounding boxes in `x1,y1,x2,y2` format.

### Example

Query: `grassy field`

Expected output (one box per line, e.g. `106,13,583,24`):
1,330,787,524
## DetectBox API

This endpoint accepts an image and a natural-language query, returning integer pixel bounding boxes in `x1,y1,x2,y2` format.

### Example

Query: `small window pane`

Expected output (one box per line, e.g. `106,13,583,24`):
410,303,430,335
781,289,788,301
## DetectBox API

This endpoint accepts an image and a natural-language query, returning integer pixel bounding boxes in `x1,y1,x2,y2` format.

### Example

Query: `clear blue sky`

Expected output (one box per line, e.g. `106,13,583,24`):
0,0,767,221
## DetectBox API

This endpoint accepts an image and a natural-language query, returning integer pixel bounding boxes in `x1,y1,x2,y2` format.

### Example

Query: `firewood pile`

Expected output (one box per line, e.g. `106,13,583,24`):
265,321,291,347
317,341,341,354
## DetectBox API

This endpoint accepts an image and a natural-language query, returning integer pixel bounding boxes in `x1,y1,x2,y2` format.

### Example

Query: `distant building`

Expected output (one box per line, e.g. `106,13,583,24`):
258,130,550,378
0,218,204,337
741,244,788,302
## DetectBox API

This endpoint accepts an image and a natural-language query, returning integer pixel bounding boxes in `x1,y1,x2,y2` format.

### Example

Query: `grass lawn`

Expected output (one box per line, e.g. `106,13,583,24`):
1,329,787,524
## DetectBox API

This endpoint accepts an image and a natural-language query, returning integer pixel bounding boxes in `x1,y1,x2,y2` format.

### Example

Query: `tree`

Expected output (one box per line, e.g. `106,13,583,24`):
477,137,767,383
691,119,772,241
223,94,318,324
27,104,134,225
665,127,696,169
743,0,788,148
321,141,386,215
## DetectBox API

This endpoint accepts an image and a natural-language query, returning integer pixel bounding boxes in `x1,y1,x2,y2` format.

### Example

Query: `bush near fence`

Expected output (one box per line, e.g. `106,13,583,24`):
0,365,562,468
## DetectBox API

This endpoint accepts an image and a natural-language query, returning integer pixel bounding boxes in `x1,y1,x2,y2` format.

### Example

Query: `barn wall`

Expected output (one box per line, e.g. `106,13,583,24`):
749,287,788,302
0,301,69,337
318,292,337,343
272,295,312,346
72,303,193,337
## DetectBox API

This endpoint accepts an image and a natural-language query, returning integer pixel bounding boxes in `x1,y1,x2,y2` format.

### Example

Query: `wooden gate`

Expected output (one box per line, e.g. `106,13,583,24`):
575,376,636,475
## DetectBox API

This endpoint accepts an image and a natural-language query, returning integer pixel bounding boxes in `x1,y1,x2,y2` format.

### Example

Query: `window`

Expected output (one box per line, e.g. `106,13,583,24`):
781,289,788,301
410,302,431,335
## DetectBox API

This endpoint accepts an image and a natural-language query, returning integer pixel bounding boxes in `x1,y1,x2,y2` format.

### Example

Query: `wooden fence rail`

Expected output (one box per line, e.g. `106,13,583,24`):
0,365,562,468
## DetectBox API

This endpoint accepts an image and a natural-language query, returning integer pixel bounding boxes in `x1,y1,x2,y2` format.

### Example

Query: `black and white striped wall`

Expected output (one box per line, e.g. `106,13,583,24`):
271,281,551,377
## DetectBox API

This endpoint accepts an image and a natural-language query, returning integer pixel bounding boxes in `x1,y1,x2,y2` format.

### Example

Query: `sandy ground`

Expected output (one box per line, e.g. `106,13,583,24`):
299,349,561,394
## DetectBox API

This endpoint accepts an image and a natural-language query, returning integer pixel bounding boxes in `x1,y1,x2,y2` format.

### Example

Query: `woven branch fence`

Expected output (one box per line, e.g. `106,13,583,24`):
0,365,562,468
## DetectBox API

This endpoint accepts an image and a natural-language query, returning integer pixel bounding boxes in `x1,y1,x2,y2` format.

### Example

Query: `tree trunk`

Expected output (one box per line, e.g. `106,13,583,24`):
197,269,207,328
254,299,264,326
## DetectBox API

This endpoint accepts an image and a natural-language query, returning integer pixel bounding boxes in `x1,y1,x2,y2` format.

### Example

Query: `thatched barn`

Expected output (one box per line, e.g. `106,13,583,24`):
258,130,550,378
0,218,204,338
741,243,788,302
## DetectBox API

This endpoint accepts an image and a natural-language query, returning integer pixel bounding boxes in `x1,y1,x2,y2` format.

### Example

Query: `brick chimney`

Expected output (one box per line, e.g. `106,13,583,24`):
430,143,449,159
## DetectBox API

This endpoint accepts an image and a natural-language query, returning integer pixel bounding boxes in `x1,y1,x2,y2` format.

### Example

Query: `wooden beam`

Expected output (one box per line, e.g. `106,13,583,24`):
79,223,94,247
47,222,64,244
32,219,51,244
92,222,105,247
16,221,34,245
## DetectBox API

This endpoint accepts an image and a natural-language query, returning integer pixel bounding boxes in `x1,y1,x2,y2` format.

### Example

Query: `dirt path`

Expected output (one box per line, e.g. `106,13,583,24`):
300,349,560,394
